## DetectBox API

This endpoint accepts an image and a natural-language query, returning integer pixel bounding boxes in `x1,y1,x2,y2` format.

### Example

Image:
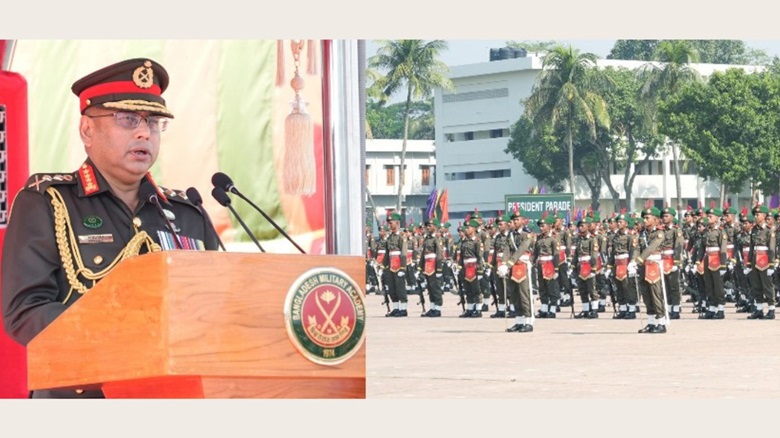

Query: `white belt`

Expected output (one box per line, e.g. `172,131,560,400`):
424,253,437,259
662,250,674,255
497,252,504,258
706,247,720,252
389,250,401,256
464,257,477,263
615,254,629,260
755,246,769,251
578,256,591,262
558,245,566,250
489,249,494,253
726,244,735,249
538,255,553,261
646,254,662,261
378,250,386,253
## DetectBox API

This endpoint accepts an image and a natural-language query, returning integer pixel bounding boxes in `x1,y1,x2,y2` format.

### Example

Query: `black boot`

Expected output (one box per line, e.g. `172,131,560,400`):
459,309,474,318
624,311,637,320
574,311,589,319
613,311,626,319
506,324,523,332
490,310,506,318
597,304,606,313
587,310,599,319
765,309,776,320
638,324,655,333
669,311,680,320
470,310,483,318
747,310,764,320
713,310,725,319
518,324,534,333
535,311,548,319
507,310,517,318
396,309,408,317
385,309,399,317
481,304,489,312
652,324,667,334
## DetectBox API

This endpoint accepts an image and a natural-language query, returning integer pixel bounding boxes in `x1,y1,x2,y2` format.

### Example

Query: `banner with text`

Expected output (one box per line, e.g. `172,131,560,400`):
505,193,574,230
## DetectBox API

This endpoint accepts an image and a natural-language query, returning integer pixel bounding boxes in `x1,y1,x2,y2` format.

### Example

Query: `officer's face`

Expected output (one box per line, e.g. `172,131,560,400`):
81,109,161,187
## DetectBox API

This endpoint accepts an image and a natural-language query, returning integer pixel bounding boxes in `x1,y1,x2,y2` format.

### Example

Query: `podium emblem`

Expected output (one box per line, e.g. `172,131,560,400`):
284,267,366,366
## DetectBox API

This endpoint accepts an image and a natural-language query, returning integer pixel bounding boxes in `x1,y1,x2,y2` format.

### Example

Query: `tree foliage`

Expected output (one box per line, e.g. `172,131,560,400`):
506,40,559,54
366,100,434,140
659,69,780,193
609,39,771,65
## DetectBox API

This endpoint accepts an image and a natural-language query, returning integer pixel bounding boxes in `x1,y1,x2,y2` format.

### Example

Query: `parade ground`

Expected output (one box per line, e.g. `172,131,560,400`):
365,292,780,399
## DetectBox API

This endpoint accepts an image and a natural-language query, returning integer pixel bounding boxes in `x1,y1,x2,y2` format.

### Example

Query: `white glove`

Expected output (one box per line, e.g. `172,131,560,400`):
727,262,734,271
485,268,492,277
520,254,530,262
719,269,726,277
627,263,637,276
604,269,612,278
497,264,509,278
435,273,442,278
743,268,751,275
397,271,405,277
671,266,678,272
589,273,596,278
477,275,483,280
768,269,775,276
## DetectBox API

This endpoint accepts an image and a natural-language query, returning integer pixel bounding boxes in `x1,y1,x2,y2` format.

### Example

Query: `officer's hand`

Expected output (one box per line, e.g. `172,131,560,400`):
436,273,442,278
397,271,405,277
604,269,612,278
477,275,483,280
768,268,775,276
589,273,596,279
719,269,726,277
727,262,735,271
497,264,509,278
671,266,678,272
743,268,751,275
485,268,492,277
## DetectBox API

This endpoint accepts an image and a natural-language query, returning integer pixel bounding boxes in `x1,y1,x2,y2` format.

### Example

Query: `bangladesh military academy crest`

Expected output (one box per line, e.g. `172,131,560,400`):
284,267,366,366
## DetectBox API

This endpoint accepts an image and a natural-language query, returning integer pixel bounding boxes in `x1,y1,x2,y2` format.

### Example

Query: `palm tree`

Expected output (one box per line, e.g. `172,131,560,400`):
638,40,702,212
368,40,454,212
524,45,610,196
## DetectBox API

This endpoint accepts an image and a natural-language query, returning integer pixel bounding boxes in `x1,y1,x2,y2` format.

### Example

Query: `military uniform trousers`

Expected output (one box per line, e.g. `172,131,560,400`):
537,270,559,306
576,276,598,304
507,277,532,318
386,270,408,303
663,270,681,306
493,271,507,304
462,277,481,304
423,272,444,306
702,268,726,307
557,262,572,296
480,273,492,302
749,268,776,305
639,266,665,318
614,275,638,306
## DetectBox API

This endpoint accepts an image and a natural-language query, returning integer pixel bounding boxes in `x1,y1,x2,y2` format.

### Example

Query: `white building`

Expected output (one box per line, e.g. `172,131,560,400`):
434,51,763,221
365,139,436,228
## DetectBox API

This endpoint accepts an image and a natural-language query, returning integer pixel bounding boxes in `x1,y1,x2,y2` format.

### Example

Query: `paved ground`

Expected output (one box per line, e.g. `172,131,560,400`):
366,291,780,399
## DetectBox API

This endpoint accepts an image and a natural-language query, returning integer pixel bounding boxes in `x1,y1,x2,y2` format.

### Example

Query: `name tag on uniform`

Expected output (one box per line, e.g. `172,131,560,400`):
77,234,114,244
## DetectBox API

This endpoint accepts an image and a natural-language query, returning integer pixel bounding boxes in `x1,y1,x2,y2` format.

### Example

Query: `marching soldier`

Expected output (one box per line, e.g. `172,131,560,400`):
554,211,574,308
420,218,445,317
365,225,379,293
607,211,639,319
498,208,537,332
747,204,776,319
660,206,684,319
490,214,512,318
697,205,728,319
532,213,559,320
636,205,668,333
573,214,600,319
382,213,409,317
735,209,755,313
457,218,485,317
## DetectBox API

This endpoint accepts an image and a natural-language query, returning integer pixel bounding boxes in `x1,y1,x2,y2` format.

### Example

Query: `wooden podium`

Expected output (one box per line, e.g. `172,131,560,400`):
26,251,366,398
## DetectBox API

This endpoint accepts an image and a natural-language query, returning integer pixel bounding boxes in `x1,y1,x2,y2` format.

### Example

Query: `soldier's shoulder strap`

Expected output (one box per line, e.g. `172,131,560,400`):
157,185,198,207
23,172,78,194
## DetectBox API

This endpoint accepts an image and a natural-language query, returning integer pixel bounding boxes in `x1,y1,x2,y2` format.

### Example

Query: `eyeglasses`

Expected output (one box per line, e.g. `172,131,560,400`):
87,111,169,132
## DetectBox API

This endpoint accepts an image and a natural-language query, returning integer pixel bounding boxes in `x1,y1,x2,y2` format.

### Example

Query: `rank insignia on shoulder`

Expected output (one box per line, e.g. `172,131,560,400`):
26,173,76,191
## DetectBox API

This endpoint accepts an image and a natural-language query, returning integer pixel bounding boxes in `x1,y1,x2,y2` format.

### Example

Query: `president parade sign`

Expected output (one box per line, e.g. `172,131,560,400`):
505,193,574,229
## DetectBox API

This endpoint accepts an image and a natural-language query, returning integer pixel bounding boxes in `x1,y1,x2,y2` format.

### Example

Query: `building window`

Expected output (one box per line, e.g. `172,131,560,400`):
464,132,474,141
365,165,370,184
421,166,431,186
490,129,503,138
657,160,664,175
385,165,394,186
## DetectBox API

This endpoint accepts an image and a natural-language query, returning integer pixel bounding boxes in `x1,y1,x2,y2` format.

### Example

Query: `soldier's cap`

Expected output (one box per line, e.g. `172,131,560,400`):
464,219,480,228
752,204,769,215
72,58,174,118
641,206,661,218
661,206,677,216
388,212,402,222
425,217,441,227
705,207,722,217
723,205,738,215
443,222,451,228
740,212,754,222
591,211,601,222
381,225,389,231
626,217,635,228
495,215,507,224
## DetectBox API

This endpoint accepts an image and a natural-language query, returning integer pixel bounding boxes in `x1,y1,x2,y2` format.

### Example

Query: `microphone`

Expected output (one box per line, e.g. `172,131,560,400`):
140,181,183,250
186,187,227,252
211,186,266,253
211,172,306,254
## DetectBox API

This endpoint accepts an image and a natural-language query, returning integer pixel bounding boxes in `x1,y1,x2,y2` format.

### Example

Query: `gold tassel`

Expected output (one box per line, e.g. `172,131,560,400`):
284,41,315,196
276,40,285,87
306,39,318,76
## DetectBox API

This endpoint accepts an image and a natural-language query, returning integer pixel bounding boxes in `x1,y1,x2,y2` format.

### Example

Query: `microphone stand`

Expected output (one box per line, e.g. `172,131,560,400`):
229,189,307,254
212,187,265,253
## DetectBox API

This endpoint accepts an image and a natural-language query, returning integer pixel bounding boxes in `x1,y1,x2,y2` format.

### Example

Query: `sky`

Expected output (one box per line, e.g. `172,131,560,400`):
366,39,780,68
